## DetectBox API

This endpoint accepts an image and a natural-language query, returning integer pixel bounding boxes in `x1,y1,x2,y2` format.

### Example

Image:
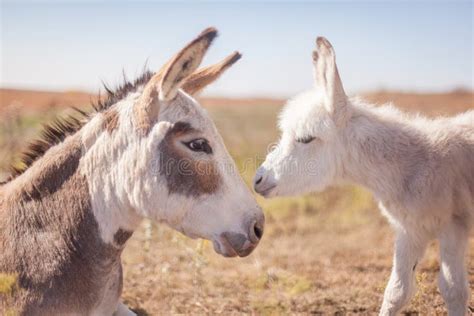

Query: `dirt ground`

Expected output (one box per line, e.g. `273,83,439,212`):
122,211,474,315
0,88,473,314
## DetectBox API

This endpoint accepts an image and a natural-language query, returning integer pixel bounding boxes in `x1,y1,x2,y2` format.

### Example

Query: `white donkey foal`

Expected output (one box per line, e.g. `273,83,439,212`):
255,37,473,315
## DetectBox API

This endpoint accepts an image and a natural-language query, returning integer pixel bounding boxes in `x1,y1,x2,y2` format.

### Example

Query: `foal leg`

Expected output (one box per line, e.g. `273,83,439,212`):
380,232,428,316
438,220,470,316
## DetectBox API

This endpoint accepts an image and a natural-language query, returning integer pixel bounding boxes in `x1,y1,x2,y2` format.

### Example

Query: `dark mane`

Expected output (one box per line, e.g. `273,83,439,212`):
5,69,154,182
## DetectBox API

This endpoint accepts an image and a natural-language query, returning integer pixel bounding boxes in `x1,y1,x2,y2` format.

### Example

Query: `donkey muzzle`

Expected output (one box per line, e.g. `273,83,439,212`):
214,214,265,257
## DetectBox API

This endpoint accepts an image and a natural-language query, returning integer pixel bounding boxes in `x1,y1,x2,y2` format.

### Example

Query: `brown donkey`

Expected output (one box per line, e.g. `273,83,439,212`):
0,28,264,315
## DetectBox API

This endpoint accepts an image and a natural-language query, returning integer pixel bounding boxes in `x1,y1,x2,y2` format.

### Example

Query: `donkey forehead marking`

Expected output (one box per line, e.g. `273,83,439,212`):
158,121,221,197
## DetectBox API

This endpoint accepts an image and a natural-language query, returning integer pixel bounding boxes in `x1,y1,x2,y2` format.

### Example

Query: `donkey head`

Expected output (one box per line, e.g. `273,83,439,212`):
84,28,264,257
254,37,349,197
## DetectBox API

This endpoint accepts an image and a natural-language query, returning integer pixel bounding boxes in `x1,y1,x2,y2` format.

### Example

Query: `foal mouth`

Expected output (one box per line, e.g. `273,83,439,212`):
257,185,277,198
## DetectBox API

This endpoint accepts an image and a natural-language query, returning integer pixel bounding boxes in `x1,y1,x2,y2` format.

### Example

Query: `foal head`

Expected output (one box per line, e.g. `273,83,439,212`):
254,37,350,197
82,28,264,257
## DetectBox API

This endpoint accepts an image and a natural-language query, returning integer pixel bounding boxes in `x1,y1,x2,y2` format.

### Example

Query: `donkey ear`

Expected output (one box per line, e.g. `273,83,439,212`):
181,51,242,95
133,28,217,135
312,37,347,117
159,27,218,101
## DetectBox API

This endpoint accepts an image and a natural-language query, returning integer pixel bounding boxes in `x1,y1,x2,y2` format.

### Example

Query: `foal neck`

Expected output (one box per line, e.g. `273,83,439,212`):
342,102,430,203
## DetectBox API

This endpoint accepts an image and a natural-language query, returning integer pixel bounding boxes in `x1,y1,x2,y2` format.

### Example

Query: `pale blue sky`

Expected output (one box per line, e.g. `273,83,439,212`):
1,1,472,97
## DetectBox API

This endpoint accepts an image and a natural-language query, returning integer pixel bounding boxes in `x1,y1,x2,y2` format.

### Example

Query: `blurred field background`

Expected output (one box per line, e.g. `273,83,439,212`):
0,88,473,315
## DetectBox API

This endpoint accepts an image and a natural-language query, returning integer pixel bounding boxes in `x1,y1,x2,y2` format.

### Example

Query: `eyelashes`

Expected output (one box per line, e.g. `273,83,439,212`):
183,138,213,154
296,135,316,144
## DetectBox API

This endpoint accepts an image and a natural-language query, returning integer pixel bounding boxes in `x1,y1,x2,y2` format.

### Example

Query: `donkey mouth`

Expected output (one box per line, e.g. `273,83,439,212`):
212,239,238,257
212,234,257,258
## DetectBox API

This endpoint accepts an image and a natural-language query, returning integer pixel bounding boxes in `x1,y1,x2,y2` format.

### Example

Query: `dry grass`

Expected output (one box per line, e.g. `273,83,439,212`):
0,273,18,315
0,89,473,314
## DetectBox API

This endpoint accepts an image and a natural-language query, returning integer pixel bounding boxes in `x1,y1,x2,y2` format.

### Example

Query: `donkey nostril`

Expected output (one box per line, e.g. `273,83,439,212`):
255,176,263,185
253,223,263,240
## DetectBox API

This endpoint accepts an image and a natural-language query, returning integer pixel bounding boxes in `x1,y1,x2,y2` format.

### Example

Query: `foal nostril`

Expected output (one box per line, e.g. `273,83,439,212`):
255,176,263,185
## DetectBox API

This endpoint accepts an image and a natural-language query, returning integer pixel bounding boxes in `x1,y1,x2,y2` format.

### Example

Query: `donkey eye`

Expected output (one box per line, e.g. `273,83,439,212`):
296,136,316,144
184,139,212,154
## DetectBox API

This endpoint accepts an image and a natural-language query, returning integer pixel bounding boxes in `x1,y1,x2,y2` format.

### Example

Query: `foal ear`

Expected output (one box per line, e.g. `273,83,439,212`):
182,51,242,95
312,37,347,117
159,27,218,101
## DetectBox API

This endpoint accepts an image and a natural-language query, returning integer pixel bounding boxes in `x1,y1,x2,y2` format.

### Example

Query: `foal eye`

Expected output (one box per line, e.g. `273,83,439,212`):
184,139,212,154
296,136,316,144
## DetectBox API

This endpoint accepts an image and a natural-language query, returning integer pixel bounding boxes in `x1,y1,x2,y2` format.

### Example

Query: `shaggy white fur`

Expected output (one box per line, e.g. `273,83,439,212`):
255,37,473,316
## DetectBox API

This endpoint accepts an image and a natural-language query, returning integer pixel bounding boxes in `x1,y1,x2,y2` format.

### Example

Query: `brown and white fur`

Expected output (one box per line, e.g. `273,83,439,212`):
0,28,264,315
255,37,473,315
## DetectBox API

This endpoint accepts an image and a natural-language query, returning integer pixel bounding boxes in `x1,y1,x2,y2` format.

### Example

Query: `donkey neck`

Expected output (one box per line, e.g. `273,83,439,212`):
5,127,139,248
80,110,143,245
5,133,85,202
1,134,128,314
341,102,431,203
